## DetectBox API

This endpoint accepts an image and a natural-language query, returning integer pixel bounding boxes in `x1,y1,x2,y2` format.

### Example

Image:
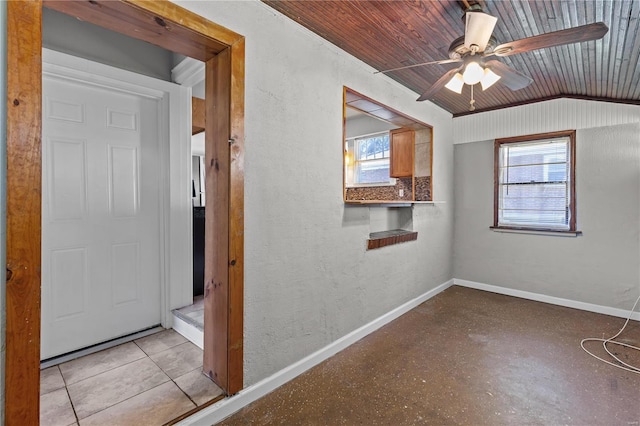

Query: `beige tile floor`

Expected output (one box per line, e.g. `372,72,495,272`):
40,329,224,426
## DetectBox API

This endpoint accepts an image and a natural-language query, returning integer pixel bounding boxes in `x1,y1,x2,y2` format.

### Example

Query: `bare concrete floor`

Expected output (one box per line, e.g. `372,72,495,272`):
221,286,640,425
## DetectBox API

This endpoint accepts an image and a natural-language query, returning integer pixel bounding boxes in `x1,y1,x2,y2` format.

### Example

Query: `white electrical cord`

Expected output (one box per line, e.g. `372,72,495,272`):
580,294,640,375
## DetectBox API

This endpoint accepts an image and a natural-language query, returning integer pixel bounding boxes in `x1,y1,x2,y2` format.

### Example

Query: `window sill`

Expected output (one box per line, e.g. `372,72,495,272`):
346,181,396,188
490,226,582,237
367,229,418,250
345,200,444,206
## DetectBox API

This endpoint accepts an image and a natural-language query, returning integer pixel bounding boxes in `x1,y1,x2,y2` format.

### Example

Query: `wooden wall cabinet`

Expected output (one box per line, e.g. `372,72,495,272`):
389,128,414,178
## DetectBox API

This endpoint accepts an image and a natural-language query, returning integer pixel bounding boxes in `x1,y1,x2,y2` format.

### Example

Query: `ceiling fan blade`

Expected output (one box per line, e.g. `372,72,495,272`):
375,58,462,74
416,67,462,101
465,11,498,52
484,60,533,90
491,22,608,57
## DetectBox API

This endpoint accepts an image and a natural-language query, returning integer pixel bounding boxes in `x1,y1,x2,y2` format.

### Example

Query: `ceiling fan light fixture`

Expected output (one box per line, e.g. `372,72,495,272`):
445,72,464,94
462,61,484,85
480,68,501,90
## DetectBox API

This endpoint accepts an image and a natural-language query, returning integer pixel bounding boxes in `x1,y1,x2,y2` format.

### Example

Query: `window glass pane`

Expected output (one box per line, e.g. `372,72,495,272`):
500,209,568,228
500,184,567,212
356,158,390,184
350,132,392,184
501,163,549,184
500,183,567,207
498,137,571,230
545,162,567,182
356,134,390,161
504,141,567,166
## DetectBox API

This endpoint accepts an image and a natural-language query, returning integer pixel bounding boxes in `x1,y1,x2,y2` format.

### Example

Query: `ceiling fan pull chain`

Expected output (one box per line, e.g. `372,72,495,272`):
469,84,476,111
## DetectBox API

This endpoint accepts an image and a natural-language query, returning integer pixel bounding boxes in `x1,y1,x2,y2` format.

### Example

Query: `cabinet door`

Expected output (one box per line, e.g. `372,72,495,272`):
390,129,414,178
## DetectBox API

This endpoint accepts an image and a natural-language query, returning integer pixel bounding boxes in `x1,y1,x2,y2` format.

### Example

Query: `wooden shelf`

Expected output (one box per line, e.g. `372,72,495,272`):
346,200,411,207
367,229,418,250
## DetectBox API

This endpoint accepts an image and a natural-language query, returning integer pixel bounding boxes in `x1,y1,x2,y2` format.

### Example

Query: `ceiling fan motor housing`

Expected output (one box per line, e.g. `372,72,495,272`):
448,35,498,59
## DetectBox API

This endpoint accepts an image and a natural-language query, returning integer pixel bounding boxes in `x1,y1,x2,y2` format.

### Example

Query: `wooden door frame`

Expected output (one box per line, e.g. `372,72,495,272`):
5,1,245,423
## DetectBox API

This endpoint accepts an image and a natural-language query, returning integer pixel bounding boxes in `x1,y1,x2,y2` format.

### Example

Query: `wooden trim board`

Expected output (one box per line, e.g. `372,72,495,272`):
203,51,231,389
227,37,246,395
6,2,43,423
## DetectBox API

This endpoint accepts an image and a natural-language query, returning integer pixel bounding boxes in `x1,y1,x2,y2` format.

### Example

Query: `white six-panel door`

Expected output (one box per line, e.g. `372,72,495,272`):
41,75,163,359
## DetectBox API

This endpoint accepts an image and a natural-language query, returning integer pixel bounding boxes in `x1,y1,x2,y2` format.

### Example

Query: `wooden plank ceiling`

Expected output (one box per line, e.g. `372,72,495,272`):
262,0,640,115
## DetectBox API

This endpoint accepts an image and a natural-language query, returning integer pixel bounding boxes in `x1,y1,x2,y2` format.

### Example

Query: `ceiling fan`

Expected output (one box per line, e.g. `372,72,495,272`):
378,3,609,110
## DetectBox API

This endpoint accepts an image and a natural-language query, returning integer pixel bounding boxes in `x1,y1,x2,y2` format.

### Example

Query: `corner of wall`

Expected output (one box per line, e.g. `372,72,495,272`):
452,117,640,311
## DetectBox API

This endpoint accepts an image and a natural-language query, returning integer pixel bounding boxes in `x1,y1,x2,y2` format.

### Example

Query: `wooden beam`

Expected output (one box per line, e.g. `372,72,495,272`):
227,38,245,395
5,1,42,424
125,0,243,47
203,49,231,390
192,96,205,135
43,0,233,61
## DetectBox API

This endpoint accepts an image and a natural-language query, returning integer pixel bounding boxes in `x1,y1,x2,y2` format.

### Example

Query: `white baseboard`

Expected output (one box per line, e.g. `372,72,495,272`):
178,279,454,425
172,314,204,350
454,278,640,322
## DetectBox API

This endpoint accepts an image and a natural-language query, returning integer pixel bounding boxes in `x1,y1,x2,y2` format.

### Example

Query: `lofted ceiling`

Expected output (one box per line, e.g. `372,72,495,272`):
263,0,640,116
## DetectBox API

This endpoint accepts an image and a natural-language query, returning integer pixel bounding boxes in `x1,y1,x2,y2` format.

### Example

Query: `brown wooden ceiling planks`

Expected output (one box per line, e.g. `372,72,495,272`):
263,0,639,114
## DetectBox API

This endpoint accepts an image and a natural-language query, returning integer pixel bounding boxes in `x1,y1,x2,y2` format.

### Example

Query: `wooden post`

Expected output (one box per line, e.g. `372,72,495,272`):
5,1,42,423
203,48,231,389
227,38,245,394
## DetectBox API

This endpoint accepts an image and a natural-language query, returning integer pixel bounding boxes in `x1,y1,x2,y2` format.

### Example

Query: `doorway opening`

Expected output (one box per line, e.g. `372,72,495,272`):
172,66,208,345
40,44,179,361
38,44,224,423
5,1,245,424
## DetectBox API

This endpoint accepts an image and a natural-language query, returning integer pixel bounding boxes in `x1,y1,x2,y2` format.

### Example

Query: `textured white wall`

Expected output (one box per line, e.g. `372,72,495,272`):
175,1,454,386
453,98,640,144
453,117,640,310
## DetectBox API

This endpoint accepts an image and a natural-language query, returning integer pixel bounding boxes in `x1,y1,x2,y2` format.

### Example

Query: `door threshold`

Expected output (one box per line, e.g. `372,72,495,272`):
172,311,204,349
40,325,164,368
